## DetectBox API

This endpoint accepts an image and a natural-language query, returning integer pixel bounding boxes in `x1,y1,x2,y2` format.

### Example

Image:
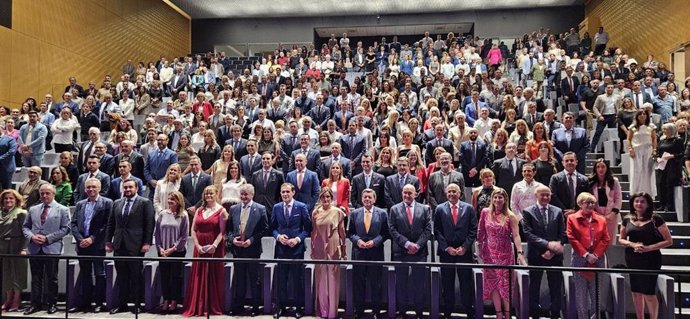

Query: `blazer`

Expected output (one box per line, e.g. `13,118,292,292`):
226,138,249,161
333,111,354,131
250,169,284,216
70,196,114,252
434,201,477,257
624,91,653,108
339,134,367,167
551,127,589,173
350,171,386,209
424,138,454,166
144,147,178,181
307,105,331,129
105,195,155,255
286,169,321,212
77,140,114,173
109,176,144,199
289,148,321,175
271,200,311,257
348,206,389,261
522,112,545,130
170,74,188,92
384,173,420,208
566,210,610,258
388,201,432,259
179,172,213,209
74,171,111,202
560,76,580,101
548,171,589,211
463,100,487,126
228,201,269,257
99,153,116,176
521,204,567,263
280,134,301,173
458,139,489,183
113,152,145,181
492,157,526,193
321,179,351,214
427,170,466,210
592,93,623,117
22,201,70,255
319,156,352,180
0,135,17,176
19,122,48,155
240,153,263,180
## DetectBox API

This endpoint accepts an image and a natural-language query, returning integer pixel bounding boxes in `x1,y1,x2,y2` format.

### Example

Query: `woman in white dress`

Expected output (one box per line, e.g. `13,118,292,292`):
153,164,182,213
220,161,245,212
627,109,657,197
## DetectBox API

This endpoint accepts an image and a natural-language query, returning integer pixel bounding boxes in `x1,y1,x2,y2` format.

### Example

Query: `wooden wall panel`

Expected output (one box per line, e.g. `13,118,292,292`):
1,0,190,107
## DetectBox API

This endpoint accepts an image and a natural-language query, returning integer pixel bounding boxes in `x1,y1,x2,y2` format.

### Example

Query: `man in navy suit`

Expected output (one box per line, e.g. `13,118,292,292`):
70,178,113,313
226,124,249,161
551,112,589,173
492,143,526,196
289,134,321,176
388,184,432,317
434,184,477,318
522,186,566,319
95,142,116,176
548,152,589,216
348,189,389,318
75,155,112,202
339,120,367,176
286,153,320,212
22,184,70,315
319,143,352,180
240,139,263,180
560,66,580,104
463,90,487,127
250,153,284,219
280,120,301,174
109,160,144,199
306,94,331,129
216,115,235,146
271,183,311,319
424,124,454,166
458,128,489,187
228,184,269,316
0,127,17,190
351,154,386,209
179,157,213,228
144,134,178,199
384,157,420,208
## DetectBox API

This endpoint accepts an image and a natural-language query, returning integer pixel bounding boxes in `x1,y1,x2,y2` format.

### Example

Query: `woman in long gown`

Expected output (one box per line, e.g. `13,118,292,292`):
627,109,657,196
0,190,27,312
311,188,347,319
477,188,525,319
182,185,228,317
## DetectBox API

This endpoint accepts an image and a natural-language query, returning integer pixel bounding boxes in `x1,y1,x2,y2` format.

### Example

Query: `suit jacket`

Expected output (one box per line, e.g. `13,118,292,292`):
144,148,178,181
388,201,432,259
105,195,155,255
458,139,489,186
350,171,386,209
250,169,284,217
228,201,269,257
70,196,114,252
74,171,111,202
99,153,116,176
170,74,187,92
77,140,113,173
548,171,589,211
179,172,213,209
521,204,567,263
266,107,288,123
289,148,321,175
307,105,331,129
339,134,366,168
566,211,610,259
226,138,249,161
321,179,351,214
550,127,589,173
522,112,545,130
286,169,321,212
257,82,275,101
384,173,420,208
592,93,623,117
348,206,389,261
492,157,526,193
280,134,301,173
240,153,263,180
333,111,354,131
271,200,311,257
22,201,70,255
463,100,487,126
109,176,144,199
113,151,145,180
427,170,466,210
319,156,352,180
434,201,477,257
624,91,653,108
19,122,48,155
0,135,17,176
424,138,454,166
560,76,580,101
216,125,233,146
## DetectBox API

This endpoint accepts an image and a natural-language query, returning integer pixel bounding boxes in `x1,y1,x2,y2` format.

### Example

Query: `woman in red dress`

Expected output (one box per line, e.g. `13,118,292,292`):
182,185,228,316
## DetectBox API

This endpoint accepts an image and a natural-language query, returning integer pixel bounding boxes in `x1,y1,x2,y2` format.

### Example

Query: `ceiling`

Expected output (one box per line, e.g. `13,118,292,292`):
314,23,474,38
170,0,584,19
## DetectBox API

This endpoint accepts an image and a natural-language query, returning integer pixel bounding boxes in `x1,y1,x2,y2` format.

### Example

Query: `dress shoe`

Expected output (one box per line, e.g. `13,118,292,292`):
273,308,284,318
109,306,124,314
93,305,104,313
251,307,261,317
23,306,39,315
47,304,58,314
294,309,303,318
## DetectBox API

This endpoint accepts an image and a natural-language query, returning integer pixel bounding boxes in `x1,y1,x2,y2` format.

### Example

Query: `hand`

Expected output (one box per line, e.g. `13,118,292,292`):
357,240,367,249
186,207,196,215
278,234,289,245
351,161,356,169
634,244,648,253
457,246,466,256
159,248,167,256
662,153,673,160
140,244,150,253
233,237,244,247
541,250,554,260
547,241,564,254
598,116,604,122
149,180,158,188
407,244,419,254
288,238,298,247
445,247,457,256
19,250,27,256
105,243,113,253
243,239,252,248
206,245,216,254
564,209,576,216
196,244,205,253
629,148,635,159
517,254,527,265
31,234,46,245
469,168,477,177
79,237,94,248
585,253,598,264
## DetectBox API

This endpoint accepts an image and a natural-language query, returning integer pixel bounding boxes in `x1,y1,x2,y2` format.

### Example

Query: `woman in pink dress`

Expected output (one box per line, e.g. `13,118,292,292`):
477,188,526,319
182,185,227,316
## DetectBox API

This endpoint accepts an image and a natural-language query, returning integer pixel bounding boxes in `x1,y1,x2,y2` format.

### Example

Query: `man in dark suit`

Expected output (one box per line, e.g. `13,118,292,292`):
95,142,116,176
434,184,477,318
333,107,354,132
112,140,145,180
551,112,589,173
240,139,263,180
289,134,321,175
77,128,113,173
250,153,284,219
351,154,386,209
109,160,144,199
458,128,489,187
522,186,567,319
286,153,321,212
425,124,454,165
280,120,301,174
169,67,188,99
548,152,589,216
319,143,352,180
348,189,389,318
560,66,580,104
625,80,653,109
257,80,275,105
226,124,249,161
21,184,70,315
339,120,367,176
75,155,111,202
522,101,545,130
384,157,420,208
70,178,113,313
388,184,432,317
428,152,466,211
216,115,235,146
228,184,269,316
271,183,312,319
144,134,178,199
0,127,17,190
179,156,213,227
492,143,526,195
105,179,155,314
306,94,331,129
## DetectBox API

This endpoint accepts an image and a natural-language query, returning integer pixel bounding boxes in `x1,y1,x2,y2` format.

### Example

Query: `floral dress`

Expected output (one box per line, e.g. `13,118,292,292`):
477,208,515,301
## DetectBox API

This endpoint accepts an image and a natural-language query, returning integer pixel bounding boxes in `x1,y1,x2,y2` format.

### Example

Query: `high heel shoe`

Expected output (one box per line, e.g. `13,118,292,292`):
160,300,169,313
8,290,21,312
1,291,10,311
168,300,177,312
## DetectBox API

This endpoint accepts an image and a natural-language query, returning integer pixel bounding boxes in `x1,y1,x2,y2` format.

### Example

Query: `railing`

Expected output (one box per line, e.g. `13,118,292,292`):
0,252,685,319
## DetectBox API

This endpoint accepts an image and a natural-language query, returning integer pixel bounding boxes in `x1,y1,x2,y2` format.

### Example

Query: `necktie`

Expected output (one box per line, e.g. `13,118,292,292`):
471,142,477,163
364,209,372,233
84,142,94,167
365,174,371,188
567,173,576,207
89,173,95,179
399,175,405,188
284,204,290,219
635,93,640,108
406,205,413,225
40,205,49,225
123,199,132,219
249,155,254,168
192,174,198,190
297,171,303,189
349,135,355,152
540,206,548,229
263,171,269,188
240,205,249,235
569,77,573,91
451,204,458,224
233,140,239,150
291,135,296,146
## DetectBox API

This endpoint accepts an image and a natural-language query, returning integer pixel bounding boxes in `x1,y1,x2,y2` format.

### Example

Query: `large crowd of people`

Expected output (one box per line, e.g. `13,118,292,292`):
0,25,686,319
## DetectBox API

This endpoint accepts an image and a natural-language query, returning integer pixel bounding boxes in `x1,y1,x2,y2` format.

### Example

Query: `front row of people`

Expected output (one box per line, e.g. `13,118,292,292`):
0,176,673,319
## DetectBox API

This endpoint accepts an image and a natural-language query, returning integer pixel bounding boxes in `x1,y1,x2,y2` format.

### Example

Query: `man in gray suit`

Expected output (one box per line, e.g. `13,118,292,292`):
350,154,385,209
105,179,155,314
75,155,111,201
427,152,465,211
492,143,526,197
70,178,113,313
22,184,70,315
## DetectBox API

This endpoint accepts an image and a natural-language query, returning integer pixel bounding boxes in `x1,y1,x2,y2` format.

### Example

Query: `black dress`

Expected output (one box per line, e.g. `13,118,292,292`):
622,215,665,295
374,165,396,178
532,158,558,186
655,136,685,210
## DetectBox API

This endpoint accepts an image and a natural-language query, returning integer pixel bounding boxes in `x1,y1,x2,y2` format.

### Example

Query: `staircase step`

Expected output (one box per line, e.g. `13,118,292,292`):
661,249,689,265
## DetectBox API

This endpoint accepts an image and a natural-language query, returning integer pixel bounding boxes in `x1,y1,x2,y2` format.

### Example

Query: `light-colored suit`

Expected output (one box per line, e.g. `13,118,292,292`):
22,200,70,255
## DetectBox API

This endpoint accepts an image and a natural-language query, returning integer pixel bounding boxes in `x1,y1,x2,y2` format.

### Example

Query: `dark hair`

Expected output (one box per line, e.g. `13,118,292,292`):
588,158,615,189
628,192,654,221
633,110,650,128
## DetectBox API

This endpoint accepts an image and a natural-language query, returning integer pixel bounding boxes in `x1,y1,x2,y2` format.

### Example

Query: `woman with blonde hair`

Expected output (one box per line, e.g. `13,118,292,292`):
508,119,533,158
154,191,189,312
525,122,549,160
153,163,181,213
0,189,27,312
472,168,500,213
374,146,397,178
207,145,235,191
397,129,422,159
320,162,351,215
407,149,428,199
